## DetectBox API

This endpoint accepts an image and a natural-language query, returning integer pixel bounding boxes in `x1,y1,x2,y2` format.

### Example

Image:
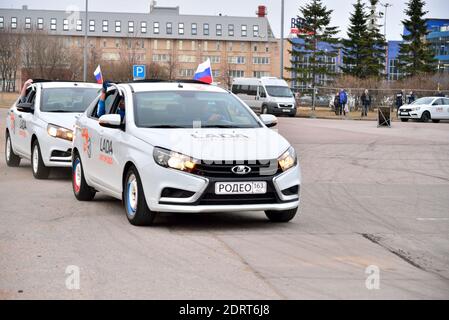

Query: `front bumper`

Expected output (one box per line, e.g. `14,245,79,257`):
266,102,297,116
39,133,73,167
141,163,301,213
398,110,422,119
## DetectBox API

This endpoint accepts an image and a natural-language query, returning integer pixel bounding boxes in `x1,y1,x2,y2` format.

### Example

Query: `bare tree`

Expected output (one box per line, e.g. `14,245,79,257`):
0,28,22,91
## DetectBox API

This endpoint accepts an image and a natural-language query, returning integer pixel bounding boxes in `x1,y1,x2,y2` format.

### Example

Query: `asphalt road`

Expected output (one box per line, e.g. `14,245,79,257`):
0,107,448,300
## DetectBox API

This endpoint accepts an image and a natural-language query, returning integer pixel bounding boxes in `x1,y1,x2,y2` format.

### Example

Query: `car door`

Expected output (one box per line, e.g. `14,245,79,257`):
256,86,267,112
80,90,119,183
94,91,126,194
14,86,37,157
431,98,445,120
444,98,449,119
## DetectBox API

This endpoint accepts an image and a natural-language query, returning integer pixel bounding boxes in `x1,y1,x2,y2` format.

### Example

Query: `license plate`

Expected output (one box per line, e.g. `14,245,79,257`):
215,182,267,195
401,112,409,116
283,109,291,113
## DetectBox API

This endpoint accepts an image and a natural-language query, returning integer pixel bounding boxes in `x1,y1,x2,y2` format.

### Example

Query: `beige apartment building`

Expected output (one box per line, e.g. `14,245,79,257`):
0,4,282,88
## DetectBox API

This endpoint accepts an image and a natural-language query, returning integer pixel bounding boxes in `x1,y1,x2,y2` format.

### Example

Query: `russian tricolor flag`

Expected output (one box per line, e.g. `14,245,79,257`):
193,59,213,84
93,65,103,84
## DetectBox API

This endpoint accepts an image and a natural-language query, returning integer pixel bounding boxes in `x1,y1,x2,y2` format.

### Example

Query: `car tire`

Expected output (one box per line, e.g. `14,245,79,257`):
289,111,297,118
420,111,431,122
72,153,96,201
31,140,50,179
5,131,21,167
432,119,440,123
124,166,157,226
400,118,409,122
265,208,298,223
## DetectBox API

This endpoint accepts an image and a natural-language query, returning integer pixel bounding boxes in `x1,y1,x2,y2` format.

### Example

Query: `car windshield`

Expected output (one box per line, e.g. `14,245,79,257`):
411,97,434,105
134,91,262,129
41,88,100,113
265,86,293,98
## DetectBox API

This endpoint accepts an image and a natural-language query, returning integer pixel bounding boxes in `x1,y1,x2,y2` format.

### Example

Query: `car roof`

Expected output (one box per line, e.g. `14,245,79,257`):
126,82,228,94
39,82,102,89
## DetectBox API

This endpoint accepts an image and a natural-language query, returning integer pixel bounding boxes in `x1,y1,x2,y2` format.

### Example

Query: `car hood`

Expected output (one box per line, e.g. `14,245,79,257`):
270,97,296,104
39,112,81,131
133,128,291,161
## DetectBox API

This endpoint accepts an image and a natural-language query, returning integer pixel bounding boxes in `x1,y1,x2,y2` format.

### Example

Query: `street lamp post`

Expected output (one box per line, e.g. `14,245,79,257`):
280,0,285,79
83,0,88,82
381,3,392,38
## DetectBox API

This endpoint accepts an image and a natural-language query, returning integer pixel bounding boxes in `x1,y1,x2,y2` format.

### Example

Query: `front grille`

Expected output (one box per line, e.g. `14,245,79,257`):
192,160,281,178
278,104,293,108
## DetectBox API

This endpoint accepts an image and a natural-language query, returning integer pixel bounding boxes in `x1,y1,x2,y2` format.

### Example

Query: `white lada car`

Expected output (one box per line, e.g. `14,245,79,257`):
398,97,449,123
72,81,301,226
5,81,100,179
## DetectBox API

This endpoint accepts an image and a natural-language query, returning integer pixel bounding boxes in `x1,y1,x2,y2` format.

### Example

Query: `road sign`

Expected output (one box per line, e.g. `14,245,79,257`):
133,65,146,80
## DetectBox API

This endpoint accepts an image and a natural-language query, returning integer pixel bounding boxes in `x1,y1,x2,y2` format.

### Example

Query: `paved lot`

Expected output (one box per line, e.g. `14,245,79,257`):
0,107,448,299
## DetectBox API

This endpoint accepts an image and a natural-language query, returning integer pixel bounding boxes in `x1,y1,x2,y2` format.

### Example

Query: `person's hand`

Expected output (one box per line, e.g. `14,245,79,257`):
24,79,33,88
102,81,111,92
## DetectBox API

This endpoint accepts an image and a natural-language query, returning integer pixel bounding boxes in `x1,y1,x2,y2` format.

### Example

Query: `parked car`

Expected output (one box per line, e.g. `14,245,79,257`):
72,80,301,226
5,81,101,179
398,97,449,123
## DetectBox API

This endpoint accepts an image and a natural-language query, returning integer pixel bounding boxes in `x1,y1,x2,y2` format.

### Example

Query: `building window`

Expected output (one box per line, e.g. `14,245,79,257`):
11,17,17,29
166,40,171,50
241,25,247,37
254,71,270,78
166,22,172,34
115,21,121,32
253,25,259,37
50,18,57,31
37,18,44,30
216,24,222,36
141,21,147,33
203,56,220,64
228,56,246,64
178,55,196,63
25,17,31,30
228,24,234,36
178,23,184,35
128,21,134,33
191,40,196,50
102,20,108,32
230,70,245,78
178,40,183,50
179,69,195,77
115,39,120,48
152,54,170,62
153,39,158,50
0,17,4,29
62,19,69,31
89,20,95,32
76,19,82,31
203,23,209,36
153,22,159,34
216,41,221,51
191,23,197,35
253,57,270,64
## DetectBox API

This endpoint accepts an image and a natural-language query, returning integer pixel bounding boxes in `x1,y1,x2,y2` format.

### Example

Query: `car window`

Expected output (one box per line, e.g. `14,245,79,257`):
443,98,449,105
91,91,118,119
134,91,262,129
265,86,293,98
412,97,434,105
433,98,444,106
41,88,99,113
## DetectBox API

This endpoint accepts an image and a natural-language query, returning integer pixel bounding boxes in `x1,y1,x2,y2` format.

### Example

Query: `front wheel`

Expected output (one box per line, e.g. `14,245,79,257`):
124,166,157,226
265,208,298,223
72,153,96,201
420,111,431,123
5,131,21,167
31,140,50,179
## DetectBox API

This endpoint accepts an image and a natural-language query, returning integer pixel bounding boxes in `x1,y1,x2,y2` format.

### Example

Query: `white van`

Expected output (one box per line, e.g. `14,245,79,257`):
231,77,297,117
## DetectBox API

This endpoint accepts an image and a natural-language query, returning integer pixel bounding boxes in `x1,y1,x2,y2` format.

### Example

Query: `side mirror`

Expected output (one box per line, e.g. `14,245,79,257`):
99,114,122,129
260,114,278,128
16,102,34,113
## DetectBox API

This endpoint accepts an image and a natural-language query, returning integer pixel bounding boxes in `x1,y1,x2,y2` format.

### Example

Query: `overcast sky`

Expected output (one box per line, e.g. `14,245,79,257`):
1,0,448,40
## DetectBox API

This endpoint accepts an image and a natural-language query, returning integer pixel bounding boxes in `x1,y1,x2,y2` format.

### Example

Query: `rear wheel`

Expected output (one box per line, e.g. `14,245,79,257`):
265,208,298,223
400,118,409,122
72,153,96,201
31,140,50,179
124,166,157,226
420,111,431,122
5,131,21,167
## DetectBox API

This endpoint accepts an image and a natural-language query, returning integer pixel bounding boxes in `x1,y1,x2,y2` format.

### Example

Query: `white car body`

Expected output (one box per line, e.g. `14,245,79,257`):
72,82,301,224
398,97,449,122
5,82,101,175
231,77,297,116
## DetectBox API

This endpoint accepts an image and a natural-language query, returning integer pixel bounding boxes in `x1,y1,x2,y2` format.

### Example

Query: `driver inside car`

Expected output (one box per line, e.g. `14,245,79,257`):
97,81,125,120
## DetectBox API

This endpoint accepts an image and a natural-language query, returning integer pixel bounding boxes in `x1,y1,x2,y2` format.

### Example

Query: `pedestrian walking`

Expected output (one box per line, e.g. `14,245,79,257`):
339,89,348,116
396,91,404,110
361,89,371,117
334,91,341,115
408,91,416,104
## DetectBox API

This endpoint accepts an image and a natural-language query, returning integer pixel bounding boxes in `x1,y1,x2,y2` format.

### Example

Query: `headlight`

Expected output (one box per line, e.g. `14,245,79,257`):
47,124,73,141
278,147,297,172
411,107,421,111
153,147,198,173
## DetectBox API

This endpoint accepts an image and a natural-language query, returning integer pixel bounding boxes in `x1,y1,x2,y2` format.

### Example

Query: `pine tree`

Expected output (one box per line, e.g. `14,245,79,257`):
398,0,436,76
285,0,339,91
341,0,369,78
364,0,387,78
